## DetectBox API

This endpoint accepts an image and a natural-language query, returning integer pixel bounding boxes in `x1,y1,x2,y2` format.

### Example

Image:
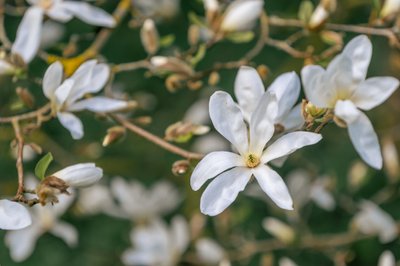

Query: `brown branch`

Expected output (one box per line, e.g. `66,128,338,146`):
11,119,25,198
0,103,51,123
111,114,204,160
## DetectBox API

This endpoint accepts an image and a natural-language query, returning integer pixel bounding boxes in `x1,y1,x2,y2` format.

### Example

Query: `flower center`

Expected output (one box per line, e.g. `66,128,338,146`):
38,0,54,10
245,153,260,168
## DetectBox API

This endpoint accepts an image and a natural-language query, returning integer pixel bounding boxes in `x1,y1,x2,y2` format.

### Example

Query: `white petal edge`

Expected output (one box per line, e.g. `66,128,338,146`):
50,221,78,247
67,97,128,113
342,35,372,82
200,167,251,216
351,77,399,111
252,165,293,210
335,100,382,169
209,91,249,155
261,132,322,164
221,0,264,32
5,223,42,262
43,61,63,100
12,7,44,63
0,200,32,230
57,112,84,140
301,65,332,107
234,66,265,122
61,1,116,27
190,151,245,191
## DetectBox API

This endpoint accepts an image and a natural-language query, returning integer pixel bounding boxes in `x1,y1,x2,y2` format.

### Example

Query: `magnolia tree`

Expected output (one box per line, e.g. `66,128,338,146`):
1,0,400,265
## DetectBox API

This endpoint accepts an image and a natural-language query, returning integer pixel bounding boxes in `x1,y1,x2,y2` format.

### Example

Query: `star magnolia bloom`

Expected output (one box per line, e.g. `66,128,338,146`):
235,66,304,132
220,0,264,32
43,60,129,139
302,35,399,169
5,191,76,262
121,216,189,266
352,200,398,243
12,0,115,63
190,91,322,216
52,163,103,187
0,200,32,230
111,177,181,221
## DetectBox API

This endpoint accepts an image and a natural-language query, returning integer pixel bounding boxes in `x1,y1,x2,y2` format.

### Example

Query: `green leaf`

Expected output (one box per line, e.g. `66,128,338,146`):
298,0,314,24
226,31,255,43
190,44,207,66
35,152,53,180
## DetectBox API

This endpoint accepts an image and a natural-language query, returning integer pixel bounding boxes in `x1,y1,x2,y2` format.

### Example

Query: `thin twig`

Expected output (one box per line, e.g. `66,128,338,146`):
111,114,204,160
11,119,25,197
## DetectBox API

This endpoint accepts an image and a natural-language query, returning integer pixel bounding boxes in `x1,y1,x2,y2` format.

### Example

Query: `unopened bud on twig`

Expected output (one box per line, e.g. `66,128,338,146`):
103,126,126,147
16,87,35,108
151,56,194,77
308,0,337,30
172,160,190,176
141,19,159,55
381,0,400,20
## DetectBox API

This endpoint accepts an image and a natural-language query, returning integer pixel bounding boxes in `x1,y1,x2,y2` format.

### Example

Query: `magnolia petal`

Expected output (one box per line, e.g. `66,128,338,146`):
252,165,293,210
280,103,304,132
0,60,15,74
342,35,372,81
352,77,399,111
234,66,265,122
46,4,74,22
249,92,277,155
53,163,103,187
326,54,357,98
50,221,78,247
301,65,332,107
209,91,249,155
261,132,322,164
79,64,110,95
267,72,300,121
221,0,264,32
196,238,225,264
12,7,44,63
5,223,42,262
122,249,158,265
171,216,190,253
57,112,84,140
43,61,63,100
378,251,396,266
0,200,32,230
67,97,128,113
66,60,97,103
190,151,245,191
200,167,251,216
335,100,382,169
54,79,74,107
62,1,116,27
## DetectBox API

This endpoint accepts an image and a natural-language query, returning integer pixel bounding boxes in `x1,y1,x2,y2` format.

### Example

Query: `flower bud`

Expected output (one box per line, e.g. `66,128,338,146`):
37,175,70,205
208,71,220,86
165,121,210,143
16,87,35,108
220,0,264,32
52,163,103,188
204,0,220,26
381,0,400,20
303,101,326,119
102,126,126,147
172,160,190,176
262,217,296,244
308,0,337,30
151,56,194,77
382,136,400,182
141,19,159,55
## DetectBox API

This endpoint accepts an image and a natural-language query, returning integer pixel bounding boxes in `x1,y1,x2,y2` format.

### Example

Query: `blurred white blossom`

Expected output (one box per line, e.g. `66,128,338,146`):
262,217,295,244
43,60,129,139
302,35,399,169
5,190,77,262
381,0,400,19
76,184,119,216
352,200,398,243
52,163,103,187
12,0,115,63
190,91,321,215
133,0,180,21
121,216,189,266
195,238,226,265
378,250,396,266
111,177,181,221
279,257,299,266
0,200,32,230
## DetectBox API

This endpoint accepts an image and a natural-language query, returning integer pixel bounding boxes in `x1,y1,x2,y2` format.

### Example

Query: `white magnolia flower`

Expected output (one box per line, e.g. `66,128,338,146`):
76,184,119,216
235,66,304,133
111,177,181,221
0,200,32,230
352,200,398,243
190,91,322,216
5,192,76,262
12,0,115,63
279,257,299,266
52,163,103,187
43,60,129,139
378,251,396,266
302,35,399,169
220,0,264,32
121,216,189,266
195,238,226,265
